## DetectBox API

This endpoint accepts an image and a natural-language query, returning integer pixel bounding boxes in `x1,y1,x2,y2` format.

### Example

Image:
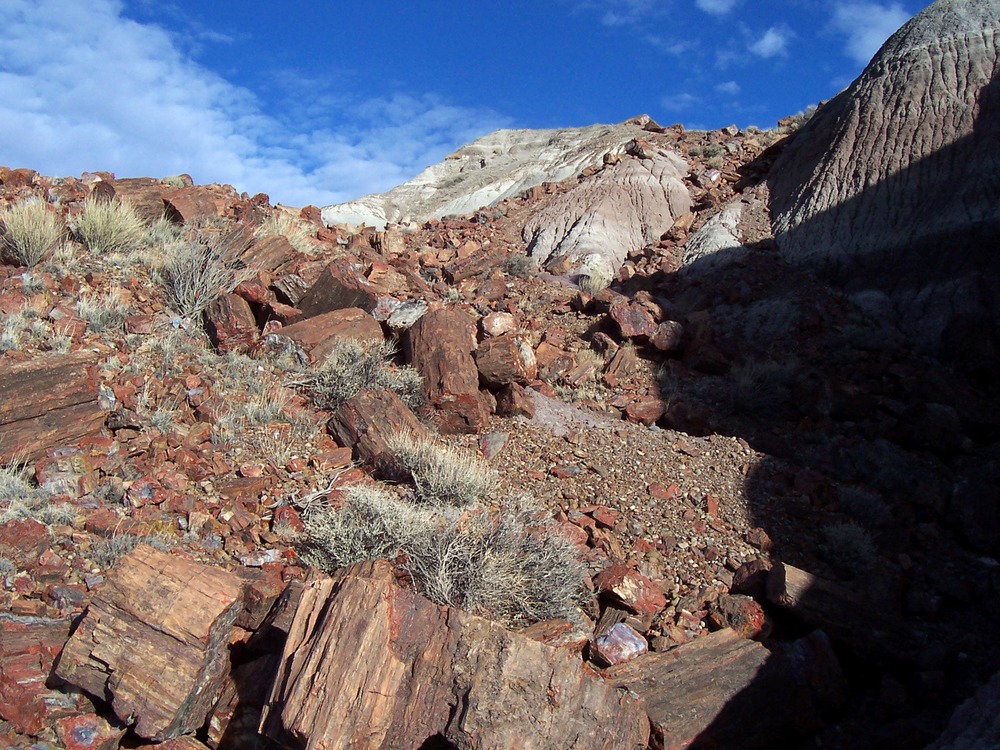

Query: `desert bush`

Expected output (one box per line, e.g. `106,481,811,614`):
821,521,878,578
574,253,613,294
256,211,314,255
730,359,793,416
301,486,585,626
0,200,63,266
0,462,74,526
75,197,145,256
76,290,128,333
838,485,892,529
387,431,497,507
309,338,423,410
160,232,251,319
504,254,536,279
89,533,173,569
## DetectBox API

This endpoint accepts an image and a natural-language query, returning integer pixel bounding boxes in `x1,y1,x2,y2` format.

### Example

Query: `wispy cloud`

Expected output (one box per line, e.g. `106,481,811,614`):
660,92,703,113
830,2,912,66
696,0,739,16
715,81,741,96
592,0,660,26
748,26,793,58
0,0,509,206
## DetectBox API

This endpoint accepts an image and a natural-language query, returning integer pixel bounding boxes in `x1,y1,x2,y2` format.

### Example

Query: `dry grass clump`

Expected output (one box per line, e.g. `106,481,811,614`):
387,430,497,507
160,231,252,319
89,533,173,570
574,253,614,294
300,486,585,626
0,200,63,266
730,358,793,416
0,306,73,353
0,462,75,526
256,211,315,255
75,197,145,256
309,338,423,410
76,290,128,333
821,521,878,578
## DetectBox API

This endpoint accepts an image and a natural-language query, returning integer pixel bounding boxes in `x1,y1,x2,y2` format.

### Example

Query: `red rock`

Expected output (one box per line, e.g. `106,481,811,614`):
403,307,490,433
706,493,720,519
709,594,766,639
162,186,231,224
625,398,666,426
745,527,773,551
610,302,658,339
328,388,429,467
648,482,682,501
296,256,385,318
475,334,537,387
593,563,667,618
204,293,258,353
495,382,536,418
650,320,684,352
276,307,382,364
243,234,298,273
592,622,648,667
481,311,516,337
56,712,126,750
590,506,619,529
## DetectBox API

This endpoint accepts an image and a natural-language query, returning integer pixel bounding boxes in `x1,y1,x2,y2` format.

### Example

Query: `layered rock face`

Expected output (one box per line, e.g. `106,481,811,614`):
767,0,1000,368
321,117,660,229
523,142,691,286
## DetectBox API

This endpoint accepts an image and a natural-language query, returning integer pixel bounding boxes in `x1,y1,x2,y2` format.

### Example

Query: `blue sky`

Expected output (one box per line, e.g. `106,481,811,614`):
0,0,924,206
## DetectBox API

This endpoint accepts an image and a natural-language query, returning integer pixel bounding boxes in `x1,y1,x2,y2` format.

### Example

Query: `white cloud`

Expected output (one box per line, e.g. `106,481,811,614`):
715,81,741,96
831,2,912,66
594,0,659,26
0,0,508,206
660,92,702,113
748,26,792,58
696,0,739,15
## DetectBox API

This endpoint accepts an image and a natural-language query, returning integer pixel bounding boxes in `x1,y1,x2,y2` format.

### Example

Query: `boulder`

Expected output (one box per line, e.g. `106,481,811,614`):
296,256,386,319
328,388,429,467
475,334,538,387
204,293,258,354
260,561,649,750
403,307,491,433
276,307,383,364
55,545,245,741
767,0,1000,365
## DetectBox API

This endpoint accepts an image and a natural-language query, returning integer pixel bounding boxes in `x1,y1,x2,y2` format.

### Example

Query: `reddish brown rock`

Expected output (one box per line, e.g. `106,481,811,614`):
162,186,232,224
625,398,666,426
730,559,772,600
0,616,78,735
261,561,649,750
0,351,104,463
276,307,382,364
403,307,490,433
56,545,245,741
708,594,766,639
242,234,299,273
607,628,845,750
495,382,536,418
593,563,667,618
481,311,516,337
328,388,429,467
475,334,538,387
204,293,259,353
296,256,385,318
610,302,658,339
103,177,172,221
650,320,684,352
56,713,126,750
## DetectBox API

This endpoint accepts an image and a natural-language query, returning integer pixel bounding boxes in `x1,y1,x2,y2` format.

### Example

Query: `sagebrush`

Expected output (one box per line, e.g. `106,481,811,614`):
76,196,145,256
309,338,423,410
387,430,497,507
0,201,63,266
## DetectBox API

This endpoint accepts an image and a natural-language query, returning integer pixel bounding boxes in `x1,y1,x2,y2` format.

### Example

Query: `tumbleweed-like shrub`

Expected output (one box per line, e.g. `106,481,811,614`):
309,338,423,410
75,196,145,256
387,430,497,507
0,200,63,266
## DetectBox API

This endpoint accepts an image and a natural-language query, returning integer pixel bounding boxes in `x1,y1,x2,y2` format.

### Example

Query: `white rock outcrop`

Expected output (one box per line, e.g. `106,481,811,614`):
321,117,662,229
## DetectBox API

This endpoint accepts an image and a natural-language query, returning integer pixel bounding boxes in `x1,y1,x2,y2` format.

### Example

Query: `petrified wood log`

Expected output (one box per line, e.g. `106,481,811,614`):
55,545,245,741
0,351,104,462
261,561,648,750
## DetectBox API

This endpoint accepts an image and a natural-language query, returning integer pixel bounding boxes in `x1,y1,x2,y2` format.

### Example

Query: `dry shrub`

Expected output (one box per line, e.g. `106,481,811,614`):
76,196,145,256
0,200,63,266
309,338,423,410
821,521,878,578
387,430,497,507
301,487,585,626
256,211,315,255
76,290,128,333
160,229,252,319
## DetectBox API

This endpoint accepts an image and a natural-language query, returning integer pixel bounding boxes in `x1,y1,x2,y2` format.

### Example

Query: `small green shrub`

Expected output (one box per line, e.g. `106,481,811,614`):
838,485,891,529
76,197,145,256
730,359,793,416
309,338,423,410
388,430,497,507
0,200,63,266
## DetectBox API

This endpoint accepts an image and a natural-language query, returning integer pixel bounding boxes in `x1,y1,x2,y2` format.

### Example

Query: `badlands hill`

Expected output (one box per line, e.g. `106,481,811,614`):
0,0,998,749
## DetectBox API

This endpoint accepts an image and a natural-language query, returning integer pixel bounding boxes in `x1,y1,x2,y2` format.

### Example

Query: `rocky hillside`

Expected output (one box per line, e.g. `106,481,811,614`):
0,2,998,749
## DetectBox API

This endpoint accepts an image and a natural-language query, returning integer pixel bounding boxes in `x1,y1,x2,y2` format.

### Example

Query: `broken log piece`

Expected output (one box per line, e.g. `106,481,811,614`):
606,628,846,750
765,561,913,662
443,245,508,283
0,351,104,462
55,545,245,741
328,388,429,469
261,561,649,750
296,256,385,318
277,307,382,364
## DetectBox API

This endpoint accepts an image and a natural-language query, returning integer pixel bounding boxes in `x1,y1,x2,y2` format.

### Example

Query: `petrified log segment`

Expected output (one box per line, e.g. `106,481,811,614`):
328,388,429,466
55,545,245,741
297,256,384,318
606,628,845,750
765,561,912,662
277,307,383,364
0,351,104,462
403,307,491,433
261,561,649,750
